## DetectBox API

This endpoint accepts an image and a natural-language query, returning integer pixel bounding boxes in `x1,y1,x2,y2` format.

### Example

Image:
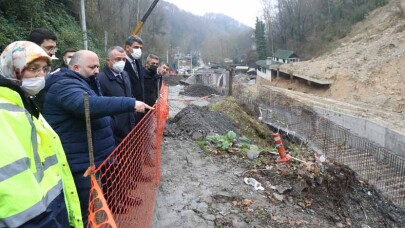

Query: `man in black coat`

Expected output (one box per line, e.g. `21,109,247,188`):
124,35,145,122
124,35,145,102
98,46,136,144
156,62,169,96
143,54,160,106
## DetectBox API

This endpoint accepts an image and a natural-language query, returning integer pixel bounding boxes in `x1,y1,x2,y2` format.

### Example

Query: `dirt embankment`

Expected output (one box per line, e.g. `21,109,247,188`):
163,74,187,86
182,84,221,97
165,104,239,140
275,0,405,114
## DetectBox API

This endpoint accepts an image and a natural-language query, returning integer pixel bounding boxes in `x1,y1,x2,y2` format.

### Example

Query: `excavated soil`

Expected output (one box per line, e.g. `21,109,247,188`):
182,84,221,97
165,104,239,140
163,74,186,86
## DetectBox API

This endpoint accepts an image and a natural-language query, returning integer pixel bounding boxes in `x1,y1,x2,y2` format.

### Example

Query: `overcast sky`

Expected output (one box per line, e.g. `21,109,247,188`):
163,0,263,28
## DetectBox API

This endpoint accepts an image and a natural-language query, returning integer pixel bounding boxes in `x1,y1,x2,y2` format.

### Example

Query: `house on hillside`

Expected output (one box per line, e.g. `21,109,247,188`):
255,50,300,83
272,49,300,65
255,57,272,81
234,66,249,74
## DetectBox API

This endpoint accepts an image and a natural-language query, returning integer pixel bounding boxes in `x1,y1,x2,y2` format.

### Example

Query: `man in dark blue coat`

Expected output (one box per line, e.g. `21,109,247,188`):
124,35,145,122
42,50,153,225
98,46,136,144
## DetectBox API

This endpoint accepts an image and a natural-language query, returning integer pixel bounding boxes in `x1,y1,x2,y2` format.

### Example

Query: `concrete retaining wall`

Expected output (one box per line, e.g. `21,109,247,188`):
314,107,405,158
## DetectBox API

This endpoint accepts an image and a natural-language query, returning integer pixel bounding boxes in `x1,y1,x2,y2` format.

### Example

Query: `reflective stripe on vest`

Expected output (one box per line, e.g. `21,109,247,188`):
0,157,30,182
0,180,63,227
0,154,57,182
43,154,58,171
0,103,44,182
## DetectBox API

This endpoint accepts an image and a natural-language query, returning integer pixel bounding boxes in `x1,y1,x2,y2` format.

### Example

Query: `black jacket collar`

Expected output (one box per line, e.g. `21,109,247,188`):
102,66,120,81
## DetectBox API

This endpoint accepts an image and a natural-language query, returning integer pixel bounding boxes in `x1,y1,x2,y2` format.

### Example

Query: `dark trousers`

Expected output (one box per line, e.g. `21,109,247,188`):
72,171,91,227
19,192,69,228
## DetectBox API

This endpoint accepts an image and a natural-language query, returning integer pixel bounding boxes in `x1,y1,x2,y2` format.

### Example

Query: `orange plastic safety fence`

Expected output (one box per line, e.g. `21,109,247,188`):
87,173,117,228
87,85,169,228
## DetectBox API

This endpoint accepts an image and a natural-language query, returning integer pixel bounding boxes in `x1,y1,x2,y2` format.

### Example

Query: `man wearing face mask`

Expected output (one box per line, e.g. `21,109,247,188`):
49,48,77,75
143,54,160,106
124,35,145,103
42,50,153,225
156,62,169,97
61,48,76,68
98,46,136,144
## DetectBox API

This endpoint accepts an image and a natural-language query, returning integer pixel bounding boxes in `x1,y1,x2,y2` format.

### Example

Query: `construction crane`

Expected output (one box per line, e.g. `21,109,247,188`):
131,0,160,35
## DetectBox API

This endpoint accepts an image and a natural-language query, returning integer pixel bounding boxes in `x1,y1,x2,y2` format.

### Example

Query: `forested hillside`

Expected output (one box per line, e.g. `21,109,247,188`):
259,0,389,59
1,0,390,67
0,0,104,60
0,0,253,67
80,0,253,66
163,4,253,65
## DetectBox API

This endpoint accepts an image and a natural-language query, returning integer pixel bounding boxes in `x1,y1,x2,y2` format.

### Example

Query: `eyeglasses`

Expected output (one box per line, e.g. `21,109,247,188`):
25,65,51,74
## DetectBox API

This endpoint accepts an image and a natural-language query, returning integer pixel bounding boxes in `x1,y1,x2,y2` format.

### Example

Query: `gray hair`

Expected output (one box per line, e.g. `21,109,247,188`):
125,35,143,46
107,46,125,58
146,54,159,63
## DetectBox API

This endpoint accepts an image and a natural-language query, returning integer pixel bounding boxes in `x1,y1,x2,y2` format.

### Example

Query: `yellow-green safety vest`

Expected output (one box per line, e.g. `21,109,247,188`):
0,87,83,227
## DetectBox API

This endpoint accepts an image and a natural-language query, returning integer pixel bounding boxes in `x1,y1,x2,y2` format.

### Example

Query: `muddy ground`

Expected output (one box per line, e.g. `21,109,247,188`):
153,85,405,228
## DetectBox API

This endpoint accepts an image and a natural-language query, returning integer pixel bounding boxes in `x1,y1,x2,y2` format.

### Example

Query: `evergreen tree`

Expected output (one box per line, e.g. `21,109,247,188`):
255,17,267,60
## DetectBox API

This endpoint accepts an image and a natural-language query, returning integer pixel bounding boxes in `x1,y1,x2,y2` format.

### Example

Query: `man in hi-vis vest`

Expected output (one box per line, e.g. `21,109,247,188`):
0,41,83,227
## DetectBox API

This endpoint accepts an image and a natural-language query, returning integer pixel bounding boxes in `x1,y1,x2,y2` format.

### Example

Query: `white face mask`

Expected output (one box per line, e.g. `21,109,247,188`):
112,60,125,73
65,58,71,65
21,77,46,95
131,48,142,60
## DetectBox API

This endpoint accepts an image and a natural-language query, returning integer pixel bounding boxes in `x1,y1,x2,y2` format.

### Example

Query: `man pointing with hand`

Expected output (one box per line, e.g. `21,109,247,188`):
42,50,153,225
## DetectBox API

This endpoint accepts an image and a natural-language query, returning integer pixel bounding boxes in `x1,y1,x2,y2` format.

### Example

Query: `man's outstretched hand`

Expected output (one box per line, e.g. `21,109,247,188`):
135,101,154,113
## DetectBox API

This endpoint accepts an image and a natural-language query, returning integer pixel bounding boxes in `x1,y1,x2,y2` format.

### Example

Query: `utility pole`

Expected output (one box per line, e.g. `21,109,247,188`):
80,0,88,50
137,0,140,22
104,31,108,53
228,67,233,96
190,53,192,71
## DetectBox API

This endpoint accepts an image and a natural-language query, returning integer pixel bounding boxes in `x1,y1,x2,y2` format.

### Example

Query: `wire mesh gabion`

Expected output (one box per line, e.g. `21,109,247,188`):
231,83,405,206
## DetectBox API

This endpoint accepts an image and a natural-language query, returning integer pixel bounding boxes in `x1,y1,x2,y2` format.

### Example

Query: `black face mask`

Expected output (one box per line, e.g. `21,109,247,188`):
148,65,157,74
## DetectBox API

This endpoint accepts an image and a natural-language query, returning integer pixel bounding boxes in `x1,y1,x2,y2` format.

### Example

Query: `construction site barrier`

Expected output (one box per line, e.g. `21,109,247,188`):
273,132,292,162
87,85,169,228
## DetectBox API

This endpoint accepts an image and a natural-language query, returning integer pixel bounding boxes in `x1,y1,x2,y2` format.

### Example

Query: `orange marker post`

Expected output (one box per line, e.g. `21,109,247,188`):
273,133,291,162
